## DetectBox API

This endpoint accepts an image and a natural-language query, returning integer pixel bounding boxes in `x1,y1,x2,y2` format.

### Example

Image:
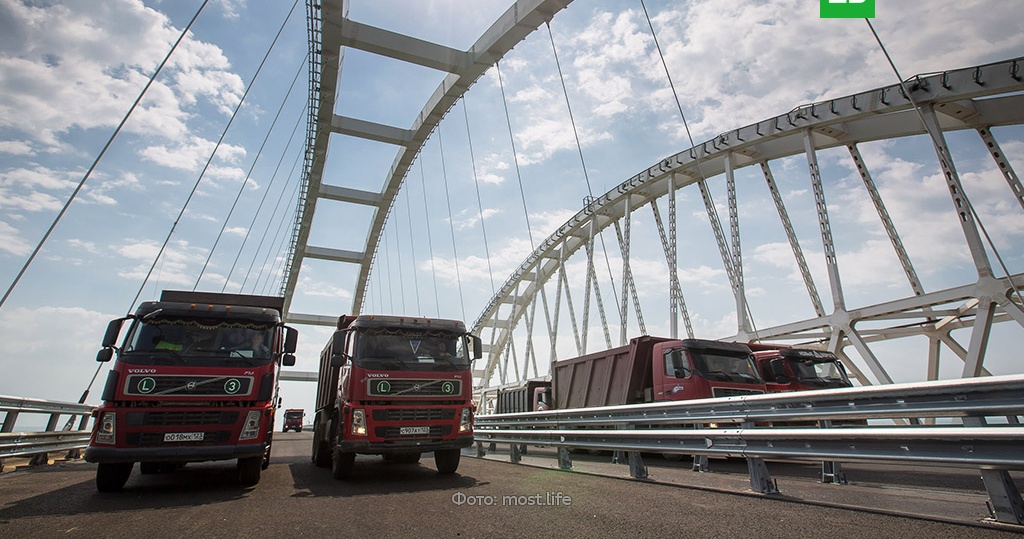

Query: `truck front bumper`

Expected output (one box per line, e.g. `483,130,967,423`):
84,443,265,464
339,435,474,455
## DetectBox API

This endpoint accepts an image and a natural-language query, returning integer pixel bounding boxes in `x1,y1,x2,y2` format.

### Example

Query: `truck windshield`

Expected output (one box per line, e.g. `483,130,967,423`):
354,329,470,372
790,359,851,387
690,350,762,384
121,318,276,365
285,411,303,419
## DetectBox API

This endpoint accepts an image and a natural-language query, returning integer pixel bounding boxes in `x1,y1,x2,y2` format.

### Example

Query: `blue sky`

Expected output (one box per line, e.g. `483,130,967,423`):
1,0,1023,423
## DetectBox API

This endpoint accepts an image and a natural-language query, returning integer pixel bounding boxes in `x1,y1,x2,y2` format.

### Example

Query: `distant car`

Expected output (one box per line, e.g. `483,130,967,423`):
283,409,305,432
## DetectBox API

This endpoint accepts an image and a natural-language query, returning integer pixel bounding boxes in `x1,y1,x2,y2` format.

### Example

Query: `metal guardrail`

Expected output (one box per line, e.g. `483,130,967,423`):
0,395,94,470
473,374,1024,525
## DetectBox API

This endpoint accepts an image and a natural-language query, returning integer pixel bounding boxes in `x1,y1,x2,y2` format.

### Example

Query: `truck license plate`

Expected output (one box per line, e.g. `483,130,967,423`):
399,426,430,435
164,432,204,442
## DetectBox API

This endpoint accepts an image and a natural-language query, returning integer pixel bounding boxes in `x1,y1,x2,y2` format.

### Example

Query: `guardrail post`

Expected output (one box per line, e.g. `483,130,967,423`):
65,414,91,460
614,424,648,479
28,413,60,466
691,454,709,472
746,457,779,494
557,447,572,470
0,411,15,472
818,419,847,485
965,416,1024,525
744,421,779,494
509,442,522,463
475,440,487,457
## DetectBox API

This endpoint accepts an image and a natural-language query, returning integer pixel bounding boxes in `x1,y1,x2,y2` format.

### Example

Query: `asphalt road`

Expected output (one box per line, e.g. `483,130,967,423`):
0,432,1019,538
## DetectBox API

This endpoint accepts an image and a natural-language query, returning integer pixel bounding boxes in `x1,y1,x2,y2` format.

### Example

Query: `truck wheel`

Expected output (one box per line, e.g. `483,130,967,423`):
237,456,262,486
296,427,302,432
312,425,332,468
96,462,133,492
331,447,355,480
434,448,460,474
261,442,272,470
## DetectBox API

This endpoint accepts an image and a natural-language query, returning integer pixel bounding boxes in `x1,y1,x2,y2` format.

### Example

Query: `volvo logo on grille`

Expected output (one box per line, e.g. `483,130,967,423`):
186,381,197,391
412,384,422,392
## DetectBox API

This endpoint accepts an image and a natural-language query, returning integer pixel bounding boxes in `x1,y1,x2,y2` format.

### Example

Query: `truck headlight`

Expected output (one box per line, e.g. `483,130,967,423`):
458,407,472,433
96,412,116,444
239,410,262,440
351,409,367,436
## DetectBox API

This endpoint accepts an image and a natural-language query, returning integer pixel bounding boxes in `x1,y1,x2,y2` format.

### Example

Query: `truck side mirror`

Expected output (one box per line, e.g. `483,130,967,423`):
769,358,790,383
283,327,299,354
470,335,483,360
96,348,114,362
282,353,296,367
330,330,348,367
665,349,690,378
101,318,126,348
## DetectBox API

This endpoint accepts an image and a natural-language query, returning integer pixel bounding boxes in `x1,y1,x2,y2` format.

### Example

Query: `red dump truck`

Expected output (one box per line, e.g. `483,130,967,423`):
747,343,852,392
550,336,765,409
85,290,298,491
311,314,482,479
283,409,305,432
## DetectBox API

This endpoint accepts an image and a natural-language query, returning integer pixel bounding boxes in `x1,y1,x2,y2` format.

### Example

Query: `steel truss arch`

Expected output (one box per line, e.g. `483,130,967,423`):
472,57,1024,391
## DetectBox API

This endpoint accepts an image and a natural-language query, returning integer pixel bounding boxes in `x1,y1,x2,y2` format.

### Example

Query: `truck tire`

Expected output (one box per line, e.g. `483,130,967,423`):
96,462,133,492
434,448,460,474
237,456,262,486
331,447,355,480
312,421,332,468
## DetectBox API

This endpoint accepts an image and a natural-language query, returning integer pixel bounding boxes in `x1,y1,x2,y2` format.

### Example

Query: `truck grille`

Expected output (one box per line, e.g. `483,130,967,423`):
375,425,452,438
712,387,765,398
366,378,462,397
125,411,240,426
126,431,232,447
124,375,254,397
372,409,455,421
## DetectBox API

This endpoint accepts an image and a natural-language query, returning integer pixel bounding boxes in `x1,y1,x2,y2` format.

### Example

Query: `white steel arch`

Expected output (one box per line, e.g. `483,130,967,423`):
279,2,1023,397
471,57,1024,392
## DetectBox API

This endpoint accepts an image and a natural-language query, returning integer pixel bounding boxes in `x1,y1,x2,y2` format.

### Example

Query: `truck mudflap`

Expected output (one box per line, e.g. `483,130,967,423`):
338,435,474,455
84,442,266,464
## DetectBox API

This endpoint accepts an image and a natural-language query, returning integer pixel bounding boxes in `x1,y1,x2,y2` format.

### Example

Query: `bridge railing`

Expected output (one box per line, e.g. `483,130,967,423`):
0,395,94,471
473,374,1024,525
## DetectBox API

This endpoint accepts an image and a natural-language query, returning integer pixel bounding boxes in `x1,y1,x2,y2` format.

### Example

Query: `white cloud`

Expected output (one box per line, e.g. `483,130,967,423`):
0,139,34,155
0,220,33,256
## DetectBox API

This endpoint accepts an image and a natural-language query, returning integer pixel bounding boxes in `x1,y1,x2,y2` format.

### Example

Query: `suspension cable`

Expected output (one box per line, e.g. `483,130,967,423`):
640,0,760,338
258,174,302,295
234,101,308,292
403,186,423,314
437,127,468,322
865,19,1023,305
495,61,536,250
0,0,211,313
193,46,307,290
419,157,441,317
249,146,304,293
462,97,496,297
128,0,300,312
546,20,626,324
